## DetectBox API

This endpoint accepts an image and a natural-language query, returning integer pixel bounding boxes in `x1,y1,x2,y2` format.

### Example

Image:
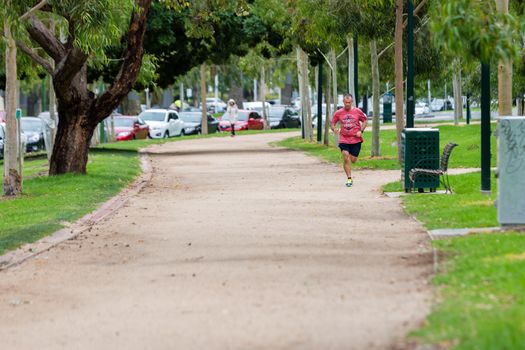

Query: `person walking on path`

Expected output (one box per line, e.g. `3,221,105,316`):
226,99,238,137
331,93,367,187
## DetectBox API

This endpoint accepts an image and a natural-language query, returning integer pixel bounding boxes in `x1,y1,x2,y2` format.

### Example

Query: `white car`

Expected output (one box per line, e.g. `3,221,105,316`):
206,97,227,112
415,102,431,115
243,101,271,114
0,122,27,159
139,109,183,138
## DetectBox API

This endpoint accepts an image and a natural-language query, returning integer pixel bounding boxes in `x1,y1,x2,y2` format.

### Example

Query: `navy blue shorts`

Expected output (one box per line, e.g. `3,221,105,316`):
339,142,362,157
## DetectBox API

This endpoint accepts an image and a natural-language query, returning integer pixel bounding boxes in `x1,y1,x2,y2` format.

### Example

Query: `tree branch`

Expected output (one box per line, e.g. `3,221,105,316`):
16,41,53,74
94,0,153,123
378,16,430,59
20,0,48,21
26,14,65,61
54,47,89,92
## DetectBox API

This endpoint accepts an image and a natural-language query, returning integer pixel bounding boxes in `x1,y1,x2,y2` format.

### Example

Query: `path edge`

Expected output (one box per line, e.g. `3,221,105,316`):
0,153,153,272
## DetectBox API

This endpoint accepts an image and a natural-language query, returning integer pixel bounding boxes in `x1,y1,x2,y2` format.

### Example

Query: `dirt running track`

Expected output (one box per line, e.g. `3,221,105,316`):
0,132,433,350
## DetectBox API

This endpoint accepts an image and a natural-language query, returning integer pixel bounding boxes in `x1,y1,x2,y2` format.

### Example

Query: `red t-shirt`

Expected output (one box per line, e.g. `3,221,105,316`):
331,107,367,144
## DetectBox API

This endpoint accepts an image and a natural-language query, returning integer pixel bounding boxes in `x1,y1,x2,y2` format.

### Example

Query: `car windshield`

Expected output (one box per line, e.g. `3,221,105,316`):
140,111,165,122
113,118,135,127
21,119,43,132
223,111,249,121
0,126,4,139
179,113,202,123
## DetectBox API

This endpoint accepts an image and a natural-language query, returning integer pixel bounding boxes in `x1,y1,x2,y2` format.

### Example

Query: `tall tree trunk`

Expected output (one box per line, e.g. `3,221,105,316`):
296,47,305,139
261,64,269,129
230,70,244,106
347,36,355,98
370,40,381,157
297,46,312,140
394,0,405,162
324,59,332,146
200,63,208,135
301,50,312,141
496,0,513,116
281,73,293,105
452,67,463,125
27,89,39,117
49,113,95,174
330,49,338,110
121,92,141,115
3,22,22,196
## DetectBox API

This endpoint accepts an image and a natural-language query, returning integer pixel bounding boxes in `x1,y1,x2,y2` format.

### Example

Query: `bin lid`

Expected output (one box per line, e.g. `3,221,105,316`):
403,127,437,132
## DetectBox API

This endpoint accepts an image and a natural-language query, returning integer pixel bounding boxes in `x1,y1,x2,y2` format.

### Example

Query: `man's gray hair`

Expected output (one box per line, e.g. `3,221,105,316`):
343,93,353,99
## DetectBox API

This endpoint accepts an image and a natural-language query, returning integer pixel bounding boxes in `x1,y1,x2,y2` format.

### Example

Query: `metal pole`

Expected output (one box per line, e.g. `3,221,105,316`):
466,93,471,125
406,0,414,128
480,62,491,194
427,79,431,111
317,63,323,143
353,35,358,103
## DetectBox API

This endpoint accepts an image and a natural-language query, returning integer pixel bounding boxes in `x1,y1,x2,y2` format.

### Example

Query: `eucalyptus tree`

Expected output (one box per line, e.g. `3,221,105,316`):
291,0,346,144
0,0,153,175
430,0,522,116
3,10,21,195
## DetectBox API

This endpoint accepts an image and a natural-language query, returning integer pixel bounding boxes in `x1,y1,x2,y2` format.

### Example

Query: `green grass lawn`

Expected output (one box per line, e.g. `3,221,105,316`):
0,151,140,255
277,123,497,170
385,171,497,229
413,233,525,349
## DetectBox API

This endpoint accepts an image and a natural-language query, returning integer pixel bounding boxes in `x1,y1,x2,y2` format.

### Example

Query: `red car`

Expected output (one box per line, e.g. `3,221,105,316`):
113,116,150,141
219,110,265,132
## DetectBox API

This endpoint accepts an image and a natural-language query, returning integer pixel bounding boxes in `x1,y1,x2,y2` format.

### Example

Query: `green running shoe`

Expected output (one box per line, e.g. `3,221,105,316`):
346,178,353,187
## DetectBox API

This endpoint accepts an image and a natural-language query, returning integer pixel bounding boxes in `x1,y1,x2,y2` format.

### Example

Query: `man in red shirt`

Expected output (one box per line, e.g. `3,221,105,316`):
330,94,367,187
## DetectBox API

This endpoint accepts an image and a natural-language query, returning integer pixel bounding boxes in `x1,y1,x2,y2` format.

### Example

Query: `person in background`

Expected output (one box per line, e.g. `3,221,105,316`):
226,99,238,137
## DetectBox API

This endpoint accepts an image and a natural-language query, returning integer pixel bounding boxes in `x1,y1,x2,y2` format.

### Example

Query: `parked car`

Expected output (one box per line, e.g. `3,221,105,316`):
242,101,271,114
415,102,431,115
311,103,342,128
179,112,219,135
268,106,301,129
139,109,183,138
206,97,227,113
430,98,453,111
37,111,58,129
0,122,27,159
218,110,265,132
112,116,150,141
20,117,46,152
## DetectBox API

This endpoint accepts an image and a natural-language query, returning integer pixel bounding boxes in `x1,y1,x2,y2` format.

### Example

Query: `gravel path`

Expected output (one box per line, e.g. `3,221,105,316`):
0,132,432,350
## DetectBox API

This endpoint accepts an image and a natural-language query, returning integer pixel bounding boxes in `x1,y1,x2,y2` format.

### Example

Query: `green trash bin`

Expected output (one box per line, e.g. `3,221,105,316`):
383,93,393,123
401,128,440,192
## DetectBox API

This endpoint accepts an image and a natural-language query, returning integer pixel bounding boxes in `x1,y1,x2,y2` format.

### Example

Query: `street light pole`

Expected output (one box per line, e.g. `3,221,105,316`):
480,62,491,194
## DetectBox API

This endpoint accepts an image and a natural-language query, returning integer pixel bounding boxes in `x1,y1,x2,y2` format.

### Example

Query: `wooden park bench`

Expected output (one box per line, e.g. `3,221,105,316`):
409,142,459,193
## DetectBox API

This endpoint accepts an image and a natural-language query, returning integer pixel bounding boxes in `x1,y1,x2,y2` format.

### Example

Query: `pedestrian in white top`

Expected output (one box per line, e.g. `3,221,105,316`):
226,99,238,137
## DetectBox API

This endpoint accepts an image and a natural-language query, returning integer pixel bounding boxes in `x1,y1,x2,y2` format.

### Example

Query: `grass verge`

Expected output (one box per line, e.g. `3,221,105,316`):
413,233,525,349
0,151,140,255
276,123,497,170
383,171,497,230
